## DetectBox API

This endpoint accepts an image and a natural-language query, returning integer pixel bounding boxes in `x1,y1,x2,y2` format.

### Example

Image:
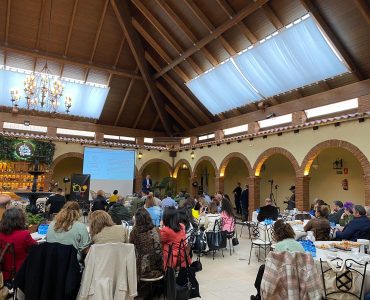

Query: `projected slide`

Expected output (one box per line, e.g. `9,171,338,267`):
83,147,135,198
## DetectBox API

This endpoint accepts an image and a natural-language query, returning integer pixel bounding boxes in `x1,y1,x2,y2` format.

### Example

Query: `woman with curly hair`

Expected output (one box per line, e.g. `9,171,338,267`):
46,201,90,259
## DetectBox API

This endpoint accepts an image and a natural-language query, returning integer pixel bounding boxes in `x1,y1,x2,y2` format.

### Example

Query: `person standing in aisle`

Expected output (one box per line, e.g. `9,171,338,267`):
233,182,242,216
240,184,249,222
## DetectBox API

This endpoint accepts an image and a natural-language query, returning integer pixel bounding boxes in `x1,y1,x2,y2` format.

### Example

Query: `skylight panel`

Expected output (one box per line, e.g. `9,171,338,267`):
223,124,249,136
305,98,358,119
186,60,261,115
144,138,153,144
234,16,348,98
56,128,95,137
3,122,47,133
181,137,191,144
258,114,292,129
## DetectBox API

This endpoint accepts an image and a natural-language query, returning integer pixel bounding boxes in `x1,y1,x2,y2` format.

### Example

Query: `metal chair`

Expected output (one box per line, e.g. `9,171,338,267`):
320,258,368,300
225,218,237,256
248,223,274,265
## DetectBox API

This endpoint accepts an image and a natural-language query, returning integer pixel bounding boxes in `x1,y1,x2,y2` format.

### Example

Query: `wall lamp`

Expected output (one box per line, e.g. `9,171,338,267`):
138,152,143,159
333,159,343,170
190,151,195,160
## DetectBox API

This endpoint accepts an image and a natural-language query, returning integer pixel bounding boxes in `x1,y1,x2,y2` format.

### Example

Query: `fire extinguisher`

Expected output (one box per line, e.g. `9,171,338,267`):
341,179,348,191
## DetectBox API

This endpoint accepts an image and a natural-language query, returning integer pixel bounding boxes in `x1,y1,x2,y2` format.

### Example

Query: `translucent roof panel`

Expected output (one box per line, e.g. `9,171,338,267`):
186,60,261,115
234,16,348,98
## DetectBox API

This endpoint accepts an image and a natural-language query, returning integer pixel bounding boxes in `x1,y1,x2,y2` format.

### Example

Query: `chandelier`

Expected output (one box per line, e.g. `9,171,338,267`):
9,0,72,114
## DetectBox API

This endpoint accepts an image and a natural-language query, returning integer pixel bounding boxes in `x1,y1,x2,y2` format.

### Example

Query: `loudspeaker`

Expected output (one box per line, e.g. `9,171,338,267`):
63,177,71,183
169,151,177,158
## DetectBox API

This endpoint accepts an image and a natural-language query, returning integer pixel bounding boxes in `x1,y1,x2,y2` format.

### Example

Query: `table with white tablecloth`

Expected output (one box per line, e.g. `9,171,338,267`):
257,222,307,241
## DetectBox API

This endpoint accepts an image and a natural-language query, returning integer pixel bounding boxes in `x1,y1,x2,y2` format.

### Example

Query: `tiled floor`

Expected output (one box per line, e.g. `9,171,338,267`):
195,225,262,300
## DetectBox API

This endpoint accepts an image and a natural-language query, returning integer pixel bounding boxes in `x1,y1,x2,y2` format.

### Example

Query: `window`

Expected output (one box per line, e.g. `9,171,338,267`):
181,137,191,144
3,122,47,133
305,98,358,119
56,128,95,137
223,124,248,136
144,138,153,144
104,135,120,140
120,136,136,142
258,114,292,129
198,133,215,141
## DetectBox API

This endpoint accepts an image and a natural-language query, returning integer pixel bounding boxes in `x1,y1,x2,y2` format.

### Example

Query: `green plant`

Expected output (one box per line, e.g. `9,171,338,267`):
26,212,45,226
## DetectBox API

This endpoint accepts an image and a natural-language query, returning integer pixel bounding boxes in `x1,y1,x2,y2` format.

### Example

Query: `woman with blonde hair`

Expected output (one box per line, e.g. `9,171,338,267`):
89,210,128,244
46,201,90,259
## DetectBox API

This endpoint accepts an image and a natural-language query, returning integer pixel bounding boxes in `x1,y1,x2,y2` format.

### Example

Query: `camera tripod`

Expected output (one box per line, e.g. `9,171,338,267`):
268,179,278,207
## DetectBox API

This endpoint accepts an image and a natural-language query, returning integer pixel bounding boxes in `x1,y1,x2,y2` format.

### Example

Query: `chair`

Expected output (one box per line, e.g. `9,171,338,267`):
206,219,226,260
248,223,274,265
225,218,236,256
235,220,248,238
320,258,368,300
77,199,90,223
0,241,17,300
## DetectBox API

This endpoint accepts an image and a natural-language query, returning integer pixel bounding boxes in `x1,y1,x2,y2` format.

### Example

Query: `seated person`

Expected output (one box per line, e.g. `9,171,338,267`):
328,200,344,224
304,205,330,241
90,210,128,244
46,201,91,260
339,201,354,226
92,190,108,211
108,190,119,204
257,198,279,222
0,208,36,282
335,205,370,241
220,198,235,232
108,197,132,225
160,191,177,208
144,194,162,227
204,202,221,232
46,188,66,215
251,220,304,300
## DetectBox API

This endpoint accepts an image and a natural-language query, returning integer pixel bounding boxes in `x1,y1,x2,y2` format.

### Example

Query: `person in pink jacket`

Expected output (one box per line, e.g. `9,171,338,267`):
220,198,235,232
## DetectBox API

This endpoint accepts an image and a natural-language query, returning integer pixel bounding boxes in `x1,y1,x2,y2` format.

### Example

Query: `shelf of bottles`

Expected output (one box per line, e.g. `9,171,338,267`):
0,161,46,191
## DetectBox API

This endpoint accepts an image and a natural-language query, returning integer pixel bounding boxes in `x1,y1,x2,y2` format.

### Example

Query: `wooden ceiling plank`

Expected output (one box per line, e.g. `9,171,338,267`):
155,0,219,67
111,0,172,135
132,0,202,75
59,64,64,77
133,93,150,128
83,68,90,83
354,0,370,26
114,77,135,126
64,0,79,57
184,79,370,136
150,115,160,131
262,3,283,29
184,0,236,56
89,0,109,63
114,37,125,67
300,0,364,80
165,105,190,130
5,0,11,44
155,0,268,78
216,0,258,43
34,0,46,49
1,43,142,80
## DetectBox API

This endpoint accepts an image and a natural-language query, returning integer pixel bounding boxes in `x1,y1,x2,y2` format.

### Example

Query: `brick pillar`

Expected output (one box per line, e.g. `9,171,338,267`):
358,95,370,113
47,127,57,138
364,175,370,206
214,130,224,141
135,173,143,194
295,176,310,211
292,111,307,126
190,137,197,147
215,176,224,194
248,122,260,134
136,137,144,146
248,176,260,219
95,132,104,143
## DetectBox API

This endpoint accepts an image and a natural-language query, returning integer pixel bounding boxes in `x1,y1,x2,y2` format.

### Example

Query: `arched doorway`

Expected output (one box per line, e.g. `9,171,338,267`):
192,157,217,196
254,148,299,209
173,160,192,194
52,156,83,195
139,159,172,194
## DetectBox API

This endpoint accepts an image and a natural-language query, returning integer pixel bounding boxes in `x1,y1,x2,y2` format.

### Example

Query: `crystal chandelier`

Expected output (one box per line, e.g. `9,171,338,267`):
9,0,72,114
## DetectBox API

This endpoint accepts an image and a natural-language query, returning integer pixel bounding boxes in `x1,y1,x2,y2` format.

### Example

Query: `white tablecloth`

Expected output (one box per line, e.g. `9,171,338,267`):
252,211,258,222
258,222,307,241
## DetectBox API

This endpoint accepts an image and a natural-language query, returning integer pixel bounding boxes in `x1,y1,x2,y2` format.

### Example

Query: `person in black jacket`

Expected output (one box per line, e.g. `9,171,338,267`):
233,182,242,215
92,190,108,211
108,197,132,225
257,198,279,222
240,184,249,222
46,188,66,215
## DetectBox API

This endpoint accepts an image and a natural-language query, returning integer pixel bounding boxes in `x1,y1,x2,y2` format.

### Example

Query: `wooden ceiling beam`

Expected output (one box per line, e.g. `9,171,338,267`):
64,0,79,57
111,0,172,136
108,37,126,86
184,0,236,56
184,79,370,136
165,105,190,130
5,0,11,44
132,93,150,129
216,0,258,44
131,0,202,75
150,115,160,131
132,18,189,81
89,0,109,63
114,77,135,126
300,0,364,80
155,0,219,67
155,0,267,78
34,0,46,49
0,43,142,80
262,3,283,29
354,0,370,26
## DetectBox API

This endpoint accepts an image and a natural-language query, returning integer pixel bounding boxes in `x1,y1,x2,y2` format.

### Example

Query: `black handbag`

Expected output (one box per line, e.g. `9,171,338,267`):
190,256,202,273
192,230,207,253
206,221,227,250
232,236,239,246
164,244,177,300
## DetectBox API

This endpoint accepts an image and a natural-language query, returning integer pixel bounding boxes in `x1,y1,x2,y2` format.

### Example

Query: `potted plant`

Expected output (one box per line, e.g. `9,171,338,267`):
26,212,45,233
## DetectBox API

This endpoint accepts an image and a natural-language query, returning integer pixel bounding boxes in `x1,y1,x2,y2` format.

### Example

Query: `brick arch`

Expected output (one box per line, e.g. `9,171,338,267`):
300,140,370,177
173,159,192,179
138,159,172,177
192,156,218,178
219,152,252,177
253,147,300,176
